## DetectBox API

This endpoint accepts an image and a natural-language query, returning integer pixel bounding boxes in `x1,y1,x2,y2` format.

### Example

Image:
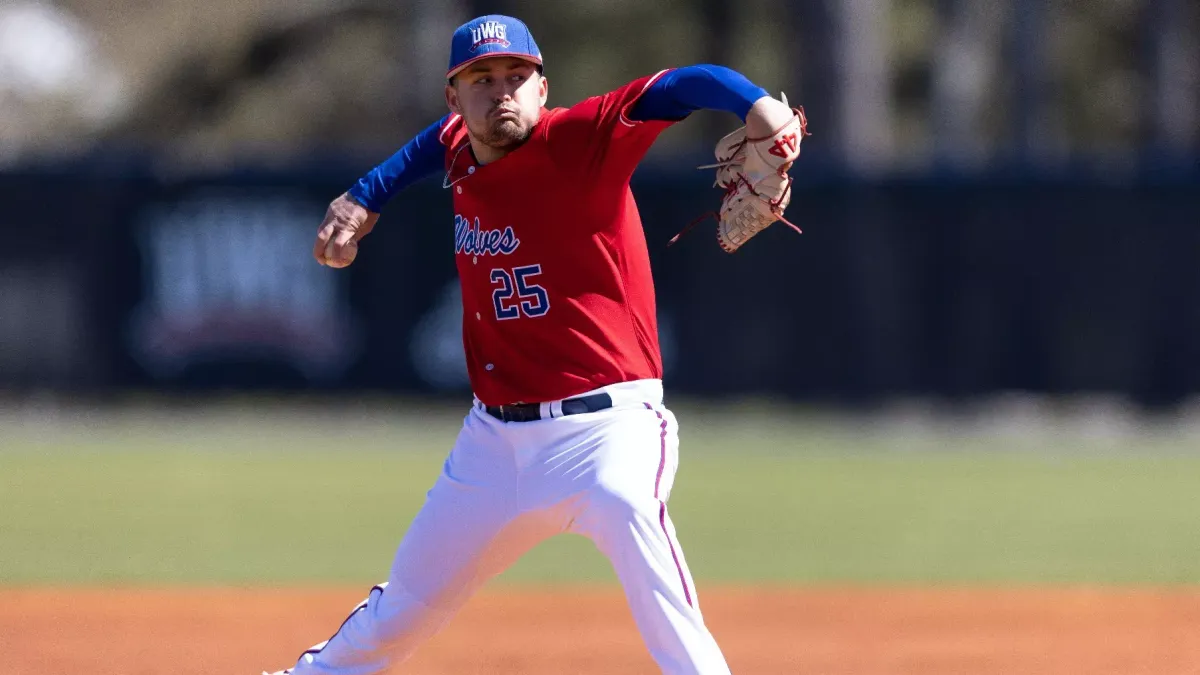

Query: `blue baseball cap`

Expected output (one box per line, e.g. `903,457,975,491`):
447,15,543,81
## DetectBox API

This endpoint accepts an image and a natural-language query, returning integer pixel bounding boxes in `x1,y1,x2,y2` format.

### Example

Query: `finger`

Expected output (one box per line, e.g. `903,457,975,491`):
313,222,336,264
333,227,355,247
355,211,380,240
329,227,355,260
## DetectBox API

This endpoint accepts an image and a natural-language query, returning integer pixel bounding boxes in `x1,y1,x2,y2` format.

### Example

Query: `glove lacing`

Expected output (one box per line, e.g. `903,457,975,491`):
668,105,810,248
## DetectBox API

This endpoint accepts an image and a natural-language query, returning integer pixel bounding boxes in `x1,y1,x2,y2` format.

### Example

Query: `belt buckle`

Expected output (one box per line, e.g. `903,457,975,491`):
494,402,537,422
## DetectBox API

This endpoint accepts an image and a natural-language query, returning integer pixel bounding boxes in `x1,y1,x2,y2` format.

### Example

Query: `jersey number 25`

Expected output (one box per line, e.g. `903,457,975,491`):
490,264,549,320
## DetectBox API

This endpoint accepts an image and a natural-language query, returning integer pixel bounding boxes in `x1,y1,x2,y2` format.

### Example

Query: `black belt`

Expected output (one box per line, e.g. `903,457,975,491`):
484,392,614,423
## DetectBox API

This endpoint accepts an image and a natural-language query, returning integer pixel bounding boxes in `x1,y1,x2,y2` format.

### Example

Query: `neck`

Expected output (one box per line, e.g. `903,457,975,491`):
466,108,542,165
469,137,512,165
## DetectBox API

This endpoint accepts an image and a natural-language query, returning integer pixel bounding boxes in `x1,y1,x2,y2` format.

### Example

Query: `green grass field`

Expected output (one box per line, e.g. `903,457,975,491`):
3,400,1200,586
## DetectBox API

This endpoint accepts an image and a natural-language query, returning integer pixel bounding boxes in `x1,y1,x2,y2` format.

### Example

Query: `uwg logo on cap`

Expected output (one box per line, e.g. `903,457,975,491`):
470,21,510,51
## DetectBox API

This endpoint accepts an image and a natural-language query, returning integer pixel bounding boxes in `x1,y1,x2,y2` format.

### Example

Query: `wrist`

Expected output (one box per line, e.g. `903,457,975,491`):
343,187,380,217
333,192,373,224
745,96,794,138
345,183,380,213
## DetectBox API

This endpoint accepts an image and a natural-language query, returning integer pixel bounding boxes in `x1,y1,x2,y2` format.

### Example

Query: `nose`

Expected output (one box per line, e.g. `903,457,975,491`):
490,78,517,101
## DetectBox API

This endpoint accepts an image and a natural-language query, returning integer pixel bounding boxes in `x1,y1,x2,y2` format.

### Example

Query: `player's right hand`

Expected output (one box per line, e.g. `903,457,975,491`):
313,193,379,268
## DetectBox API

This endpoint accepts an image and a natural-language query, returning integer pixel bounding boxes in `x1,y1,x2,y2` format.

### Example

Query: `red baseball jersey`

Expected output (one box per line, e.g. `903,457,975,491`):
440,70,675,406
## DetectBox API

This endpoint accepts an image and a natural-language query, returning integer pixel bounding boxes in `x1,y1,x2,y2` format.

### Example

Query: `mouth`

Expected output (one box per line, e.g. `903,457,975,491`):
492,108,519,120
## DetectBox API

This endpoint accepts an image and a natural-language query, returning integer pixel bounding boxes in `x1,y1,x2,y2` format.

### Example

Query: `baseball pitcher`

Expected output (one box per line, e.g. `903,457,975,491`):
266,13,808,675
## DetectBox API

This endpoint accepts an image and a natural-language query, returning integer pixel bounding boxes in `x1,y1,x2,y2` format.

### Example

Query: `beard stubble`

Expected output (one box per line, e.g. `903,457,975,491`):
481,116,533,150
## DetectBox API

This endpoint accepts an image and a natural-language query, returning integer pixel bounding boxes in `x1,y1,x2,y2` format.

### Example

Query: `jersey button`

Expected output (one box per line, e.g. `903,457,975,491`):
467,166,476,174
485,363,494,371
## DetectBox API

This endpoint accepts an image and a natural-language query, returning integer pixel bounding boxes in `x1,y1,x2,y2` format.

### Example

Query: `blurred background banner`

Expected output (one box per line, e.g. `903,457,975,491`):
4,169,1200,407
1,0,1198,408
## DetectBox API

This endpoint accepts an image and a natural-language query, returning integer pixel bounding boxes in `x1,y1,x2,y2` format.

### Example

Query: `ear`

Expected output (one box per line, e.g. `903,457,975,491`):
538,74,549,107
445,83,462,116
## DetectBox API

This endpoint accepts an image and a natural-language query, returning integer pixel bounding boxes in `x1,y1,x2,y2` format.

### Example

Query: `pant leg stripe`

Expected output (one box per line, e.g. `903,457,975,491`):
297,583,387,660
658,500,693,608
643,402,690,606
642,402,669,499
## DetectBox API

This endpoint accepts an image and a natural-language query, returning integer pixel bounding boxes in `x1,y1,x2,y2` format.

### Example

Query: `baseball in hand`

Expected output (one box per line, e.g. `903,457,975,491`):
324,239,358,268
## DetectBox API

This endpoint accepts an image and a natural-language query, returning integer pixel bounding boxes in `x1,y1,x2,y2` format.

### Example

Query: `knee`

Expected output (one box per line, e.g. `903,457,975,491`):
590,472,643,507
579,475,658,534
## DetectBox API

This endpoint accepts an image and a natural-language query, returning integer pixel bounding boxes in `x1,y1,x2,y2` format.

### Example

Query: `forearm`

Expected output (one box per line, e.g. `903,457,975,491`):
628,64,770,122
347,114,449,212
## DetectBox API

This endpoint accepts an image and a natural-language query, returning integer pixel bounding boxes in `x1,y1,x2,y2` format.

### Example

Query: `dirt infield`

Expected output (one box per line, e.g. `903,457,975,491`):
2,587,1198,674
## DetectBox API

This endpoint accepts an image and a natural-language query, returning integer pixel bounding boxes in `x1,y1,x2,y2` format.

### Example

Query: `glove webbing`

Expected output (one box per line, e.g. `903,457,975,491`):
667,174,803,247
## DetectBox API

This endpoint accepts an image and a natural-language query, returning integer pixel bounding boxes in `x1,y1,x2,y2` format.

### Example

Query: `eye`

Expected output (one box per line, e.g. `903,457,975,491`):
474,76,492,86
510,73,526,82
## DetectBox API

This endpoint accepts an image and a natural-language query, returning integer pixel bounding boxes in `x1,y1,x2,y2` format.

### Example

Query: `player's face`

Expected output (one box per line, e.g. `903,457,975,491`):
447,57,547,153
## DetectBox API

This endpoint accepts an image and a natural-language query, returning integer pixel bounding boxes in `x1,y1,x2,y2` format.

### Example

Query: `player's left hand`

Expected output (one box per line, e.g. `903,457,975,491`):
313,193,379,268
703,94,810,253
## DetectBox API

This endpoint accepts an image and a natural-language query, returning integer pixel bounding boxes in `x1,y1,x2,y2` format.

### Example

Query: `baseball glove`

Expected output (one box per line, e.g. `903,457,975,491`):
671,94,810,253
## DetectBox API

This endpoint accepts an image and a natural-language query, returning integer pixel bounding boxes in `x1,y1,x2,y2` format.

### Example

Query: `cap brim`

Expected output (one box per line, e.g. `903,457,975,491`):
447,52,543,80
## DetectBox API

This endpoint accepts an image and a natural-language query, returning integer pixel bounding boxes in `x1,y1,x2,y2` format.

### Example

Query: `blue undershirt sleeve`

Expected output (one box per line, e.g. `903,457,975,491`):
346,114,450,212
627,64,770,123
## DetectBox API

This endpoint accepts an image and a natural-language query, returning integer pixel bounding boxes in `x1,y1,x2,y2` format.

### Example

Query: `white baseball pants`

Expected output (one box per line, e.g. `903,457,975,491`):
279,379,731,675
